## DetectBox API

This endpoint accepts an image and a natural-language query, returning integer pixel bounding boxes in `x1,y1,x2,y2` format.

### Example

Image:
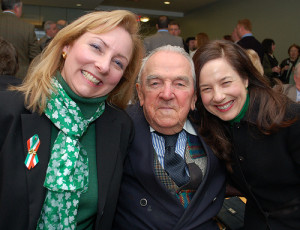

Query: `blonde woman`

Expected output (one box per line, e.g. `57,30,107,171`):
0,10,143,229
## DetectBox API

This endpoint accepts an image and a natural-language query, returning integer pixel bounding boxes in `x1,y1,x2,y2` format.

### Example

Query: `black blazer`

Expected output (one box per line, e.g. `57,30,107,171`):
0,90,134,230
0,75,22,90
227,103,300,230
113,104,226,230
237,36,264,63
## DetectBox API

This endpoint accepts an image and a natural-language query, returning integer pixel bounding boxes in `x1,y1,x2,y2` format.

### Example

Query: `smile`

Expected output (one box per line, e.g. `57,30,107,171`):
81,70,101,85
215,100,234,111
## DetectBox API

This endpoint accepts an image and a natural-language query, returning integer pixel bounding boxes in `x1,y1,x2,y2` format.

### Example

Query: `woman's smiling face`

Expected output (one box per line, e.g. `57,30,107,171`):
199,58,248,121
61,26,133,98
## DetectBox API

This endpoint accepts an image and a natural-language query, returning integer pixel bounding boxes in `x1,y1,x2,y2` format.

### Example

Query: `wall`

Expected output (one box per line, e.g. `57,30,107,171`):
21,5,88,28
179,0,300,63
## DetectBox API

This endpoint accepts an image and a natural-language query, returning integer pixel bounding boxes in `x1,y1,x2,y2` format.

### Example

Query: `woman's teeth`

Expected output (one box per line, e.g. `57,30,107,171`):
217,101,233,110
82,71,100,85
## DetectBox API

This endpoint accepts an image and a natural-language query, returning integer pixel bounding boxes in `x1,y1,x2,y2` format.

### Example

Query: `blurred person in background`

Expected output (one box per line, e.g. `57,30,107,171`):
280,44,300,84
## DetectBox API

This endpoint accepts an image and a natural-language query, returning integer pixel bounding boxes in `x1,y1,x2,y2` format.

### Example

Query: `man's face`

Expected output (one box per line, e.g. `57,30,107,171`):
188,40,197,51
47,24,59,38
168,25,181,36
136,50,196,135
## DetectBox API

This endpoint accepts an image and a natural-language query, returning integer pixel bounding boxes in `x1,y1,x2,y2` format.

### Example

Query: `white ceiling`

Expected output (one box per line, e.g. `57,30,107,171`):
22,0,219,17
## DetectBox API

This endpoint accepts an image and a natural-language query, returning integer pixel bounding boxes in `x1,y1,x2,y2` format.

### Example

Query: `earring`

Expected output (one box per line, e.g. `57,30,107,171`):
62,51,67,59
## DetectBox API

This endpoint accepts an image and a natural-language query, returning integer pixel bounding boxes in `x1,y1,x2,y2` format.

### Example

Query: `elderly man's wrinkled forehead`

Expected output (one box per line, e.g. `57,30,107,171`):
138,46,196,86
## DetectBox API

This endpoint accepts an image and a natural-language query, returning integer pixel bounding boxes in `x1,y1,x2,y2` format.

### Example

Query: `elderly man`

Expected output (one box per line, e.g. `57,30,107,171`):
113,45,225,230
283,62,300,102
38,20,58,50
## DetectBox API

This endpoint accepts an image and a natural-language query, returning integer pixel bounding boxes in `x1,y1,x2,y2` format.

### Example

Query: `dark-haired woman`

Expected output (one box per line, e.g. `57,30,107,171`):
193,40,300,230
262,38,280,85
280,44,300,84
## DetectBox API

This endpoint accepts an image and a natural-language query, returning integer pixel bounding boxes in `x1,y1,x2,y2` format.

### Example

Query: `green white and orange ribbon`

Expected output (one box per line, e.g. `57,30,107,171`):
24,134,40,170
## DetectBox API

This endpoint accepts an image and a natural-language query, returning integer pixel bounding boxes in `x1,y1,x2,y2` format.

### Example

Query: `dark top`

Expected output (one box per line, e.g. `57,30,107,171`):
0,75,22,90
225,102,300,230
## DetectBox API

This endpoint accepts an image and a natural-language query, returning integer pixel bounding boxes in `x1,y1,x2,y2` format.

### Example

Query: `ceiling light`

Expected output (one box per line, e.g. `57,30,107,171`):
164,1,171,4
140,17,150,22
76,3,82,7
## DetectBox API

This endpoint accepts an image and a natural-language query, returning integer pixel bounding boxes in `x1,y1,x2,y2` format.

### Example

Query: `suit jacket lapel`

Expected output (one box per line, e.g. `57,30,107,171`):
21,113,51,229
95,105,121,213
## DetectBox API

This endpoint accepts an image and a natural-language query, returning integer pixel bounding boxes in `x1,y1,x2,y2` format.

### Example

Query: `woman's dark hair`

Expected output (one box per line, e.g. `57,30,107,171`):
262,38,274,54
193,40,295,170
0,37,18,75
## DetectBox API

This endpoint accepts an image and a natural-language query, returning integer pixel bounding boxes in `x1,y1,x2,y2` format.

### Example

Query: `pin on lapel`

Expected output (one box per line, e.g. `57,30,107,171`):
24,134,40,170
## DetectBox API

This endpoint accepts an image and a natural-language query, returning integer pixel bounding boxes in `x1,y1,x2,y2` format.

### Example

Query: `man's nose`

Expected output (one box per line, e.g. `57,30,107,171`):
159,83,175,100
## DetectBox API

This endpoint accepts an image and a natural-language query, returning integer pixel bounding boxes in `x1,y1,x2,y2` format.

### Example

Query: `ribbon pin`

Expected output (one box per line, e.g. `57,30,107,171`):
24,134,40,170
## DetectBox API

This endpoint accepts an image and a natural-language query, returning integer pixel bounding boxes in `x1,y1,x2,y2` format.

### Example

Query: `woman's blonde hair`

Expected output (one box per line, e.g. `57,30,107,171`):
15,10,144,113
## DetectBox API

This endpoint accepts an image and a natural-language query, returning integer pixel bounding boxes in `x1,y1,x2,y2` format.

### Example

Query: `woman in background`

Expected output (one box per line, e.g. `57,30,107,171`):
261,38,280,84
280,44,300,84
0,10,143,229
193,40,300,230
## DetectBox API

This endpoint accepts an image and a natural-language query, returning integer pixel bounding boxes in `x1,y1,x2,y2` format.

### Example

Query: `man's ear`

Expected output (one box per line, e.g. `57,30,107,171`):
190,93,197,111
136,83,144,106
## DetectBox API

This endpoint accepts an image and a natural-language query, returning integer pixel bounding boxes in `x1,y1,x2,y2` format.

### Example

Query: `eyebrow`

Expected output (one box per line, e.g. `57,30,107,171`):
145,75,191,84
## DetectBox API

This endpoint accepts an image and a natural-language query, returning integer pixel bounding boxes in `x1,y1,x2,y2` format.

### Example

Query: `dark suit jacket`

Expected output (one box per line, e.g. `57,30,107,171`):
0,75,22,90
0,90,134,230
237,36,264,63
0,12,40,79
113,104,226,230
143,30,184,54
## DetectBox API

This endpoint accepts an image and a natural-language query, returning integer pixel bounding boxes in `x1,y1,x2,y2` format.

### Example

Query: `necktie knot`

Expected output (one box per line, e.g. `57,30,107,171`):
163,133,179,148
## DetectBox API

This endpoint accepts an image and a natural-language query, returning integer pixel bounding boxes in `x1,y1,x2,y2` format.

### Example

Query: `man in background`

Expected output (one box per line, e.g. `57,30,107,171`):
38,20,58,50
0,0,40,79
235,19,264,62
143,16,184,54
168,20,181,36
185,36,197,56
283,62,300,102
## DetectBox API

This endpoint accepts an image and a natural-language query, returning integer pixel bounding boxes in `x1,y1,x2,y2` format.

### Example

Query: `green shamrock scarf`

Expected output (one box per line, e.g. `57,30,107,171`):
37,78,105,229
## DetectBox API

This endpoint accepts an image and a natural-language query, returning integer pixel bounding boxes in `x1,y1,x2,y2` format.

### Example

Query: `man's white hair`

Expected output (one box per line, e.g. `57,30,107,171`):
137,45,196,87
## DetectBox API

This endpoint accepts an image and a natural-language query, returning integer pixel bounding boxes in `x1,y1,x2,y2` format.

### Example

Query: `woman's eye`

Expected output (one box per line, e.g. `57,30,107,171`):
90,43,101,51
114,60,124,69
223,81,231,85
201,88,211,92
